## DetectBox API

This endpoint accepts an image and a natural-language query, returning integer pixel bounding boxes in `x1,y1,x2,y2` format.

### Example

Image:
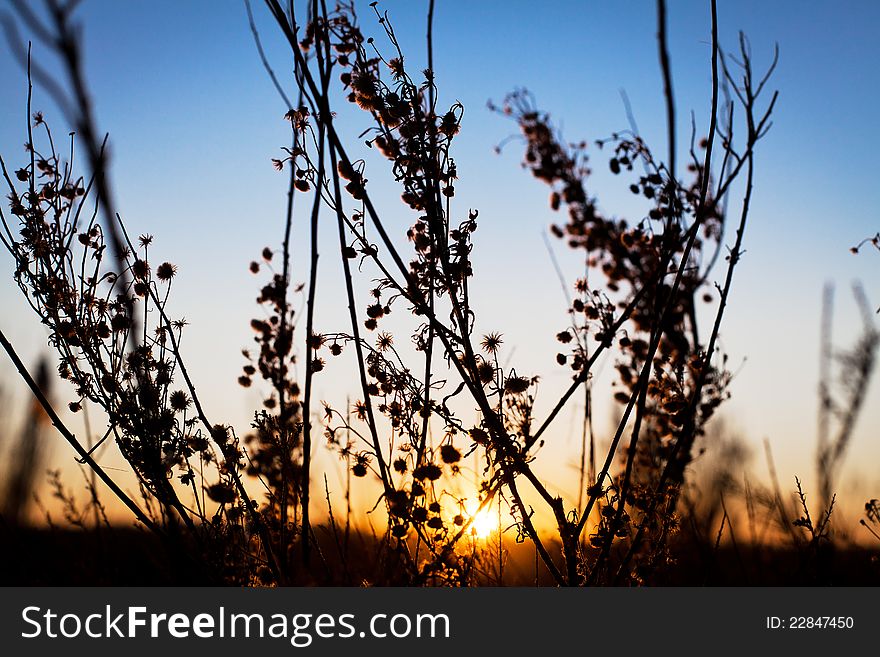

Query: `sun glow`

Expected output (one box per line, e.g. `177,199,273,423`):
465,500,499,539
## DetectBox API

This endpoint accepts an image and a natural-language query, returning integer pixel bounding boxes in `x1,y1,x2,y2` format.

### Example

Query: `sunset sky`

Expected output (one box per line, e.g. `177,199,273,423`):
0,0,877,527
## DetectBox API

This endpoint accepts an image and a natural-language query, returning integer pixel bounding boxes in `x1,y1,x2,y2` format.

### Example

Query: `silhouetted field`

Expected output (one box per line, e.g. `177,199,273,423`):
3,522,878,586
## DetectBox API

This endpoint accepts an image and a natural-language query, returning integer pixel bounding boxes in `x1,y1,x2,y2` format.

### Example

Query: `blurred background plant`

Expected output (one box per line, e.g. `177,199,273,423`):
0,356,51,526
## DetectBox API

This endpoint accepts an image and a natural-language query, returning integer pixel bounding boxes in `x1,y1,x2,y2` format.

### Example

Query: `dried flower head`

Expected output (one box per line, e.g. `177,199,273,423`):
156,262,177,281
481,333,503,354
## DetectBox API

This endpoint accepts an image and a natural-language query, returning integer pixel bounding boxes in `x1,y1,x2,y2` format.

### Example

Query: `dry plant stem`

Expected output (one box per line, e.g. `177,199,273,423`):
763,438,798,544
308,2,397,498
289,3,591,580
712,503,727,553
590,0,723,582
278,130,298,573
816,284,833,505
109,223,197,531
586,259,684,579
278,0,517,502
323,474,351,582
661,0,701,354
507,474,564,585
592,263,696,575
720,494,747,581
25,46,37,238
14,0,139,340
543,235,595,513
417,0,467,432
266,0,413,287
393,9,542,546
0,326,159,534
323,141,438,573
415,0,437,480
268,5,424,326
572,221,704,540
301,48,329,569
7,44,195,515
526,276,657,452
5,4,279,571
308,64,528,580
246,0,311,573
415,300,436,468
663,36,776,494
269,0,774,585
114,219,285,584
266,2,455,337
245,0,294,110
657,0,676,180
618,30,779,584
817,284,877,508
327,144,392,493
862,524,880,541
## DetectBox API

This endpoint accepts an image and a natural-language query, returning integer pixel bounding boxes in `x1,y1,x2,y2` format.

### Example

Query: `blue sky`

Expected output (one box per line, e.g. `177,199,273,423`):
0,1,878,521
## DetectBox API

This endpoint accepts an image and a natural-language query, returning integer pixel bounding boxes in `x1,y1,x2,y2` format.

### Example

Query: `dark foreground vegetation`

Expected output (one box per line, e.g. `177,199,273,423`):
2,523,878,586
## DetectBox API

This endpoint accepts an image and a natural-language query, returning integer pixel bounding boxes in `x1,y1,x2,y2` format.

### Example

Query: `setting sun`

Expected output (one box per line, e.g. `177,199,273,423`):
465,501,499,539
